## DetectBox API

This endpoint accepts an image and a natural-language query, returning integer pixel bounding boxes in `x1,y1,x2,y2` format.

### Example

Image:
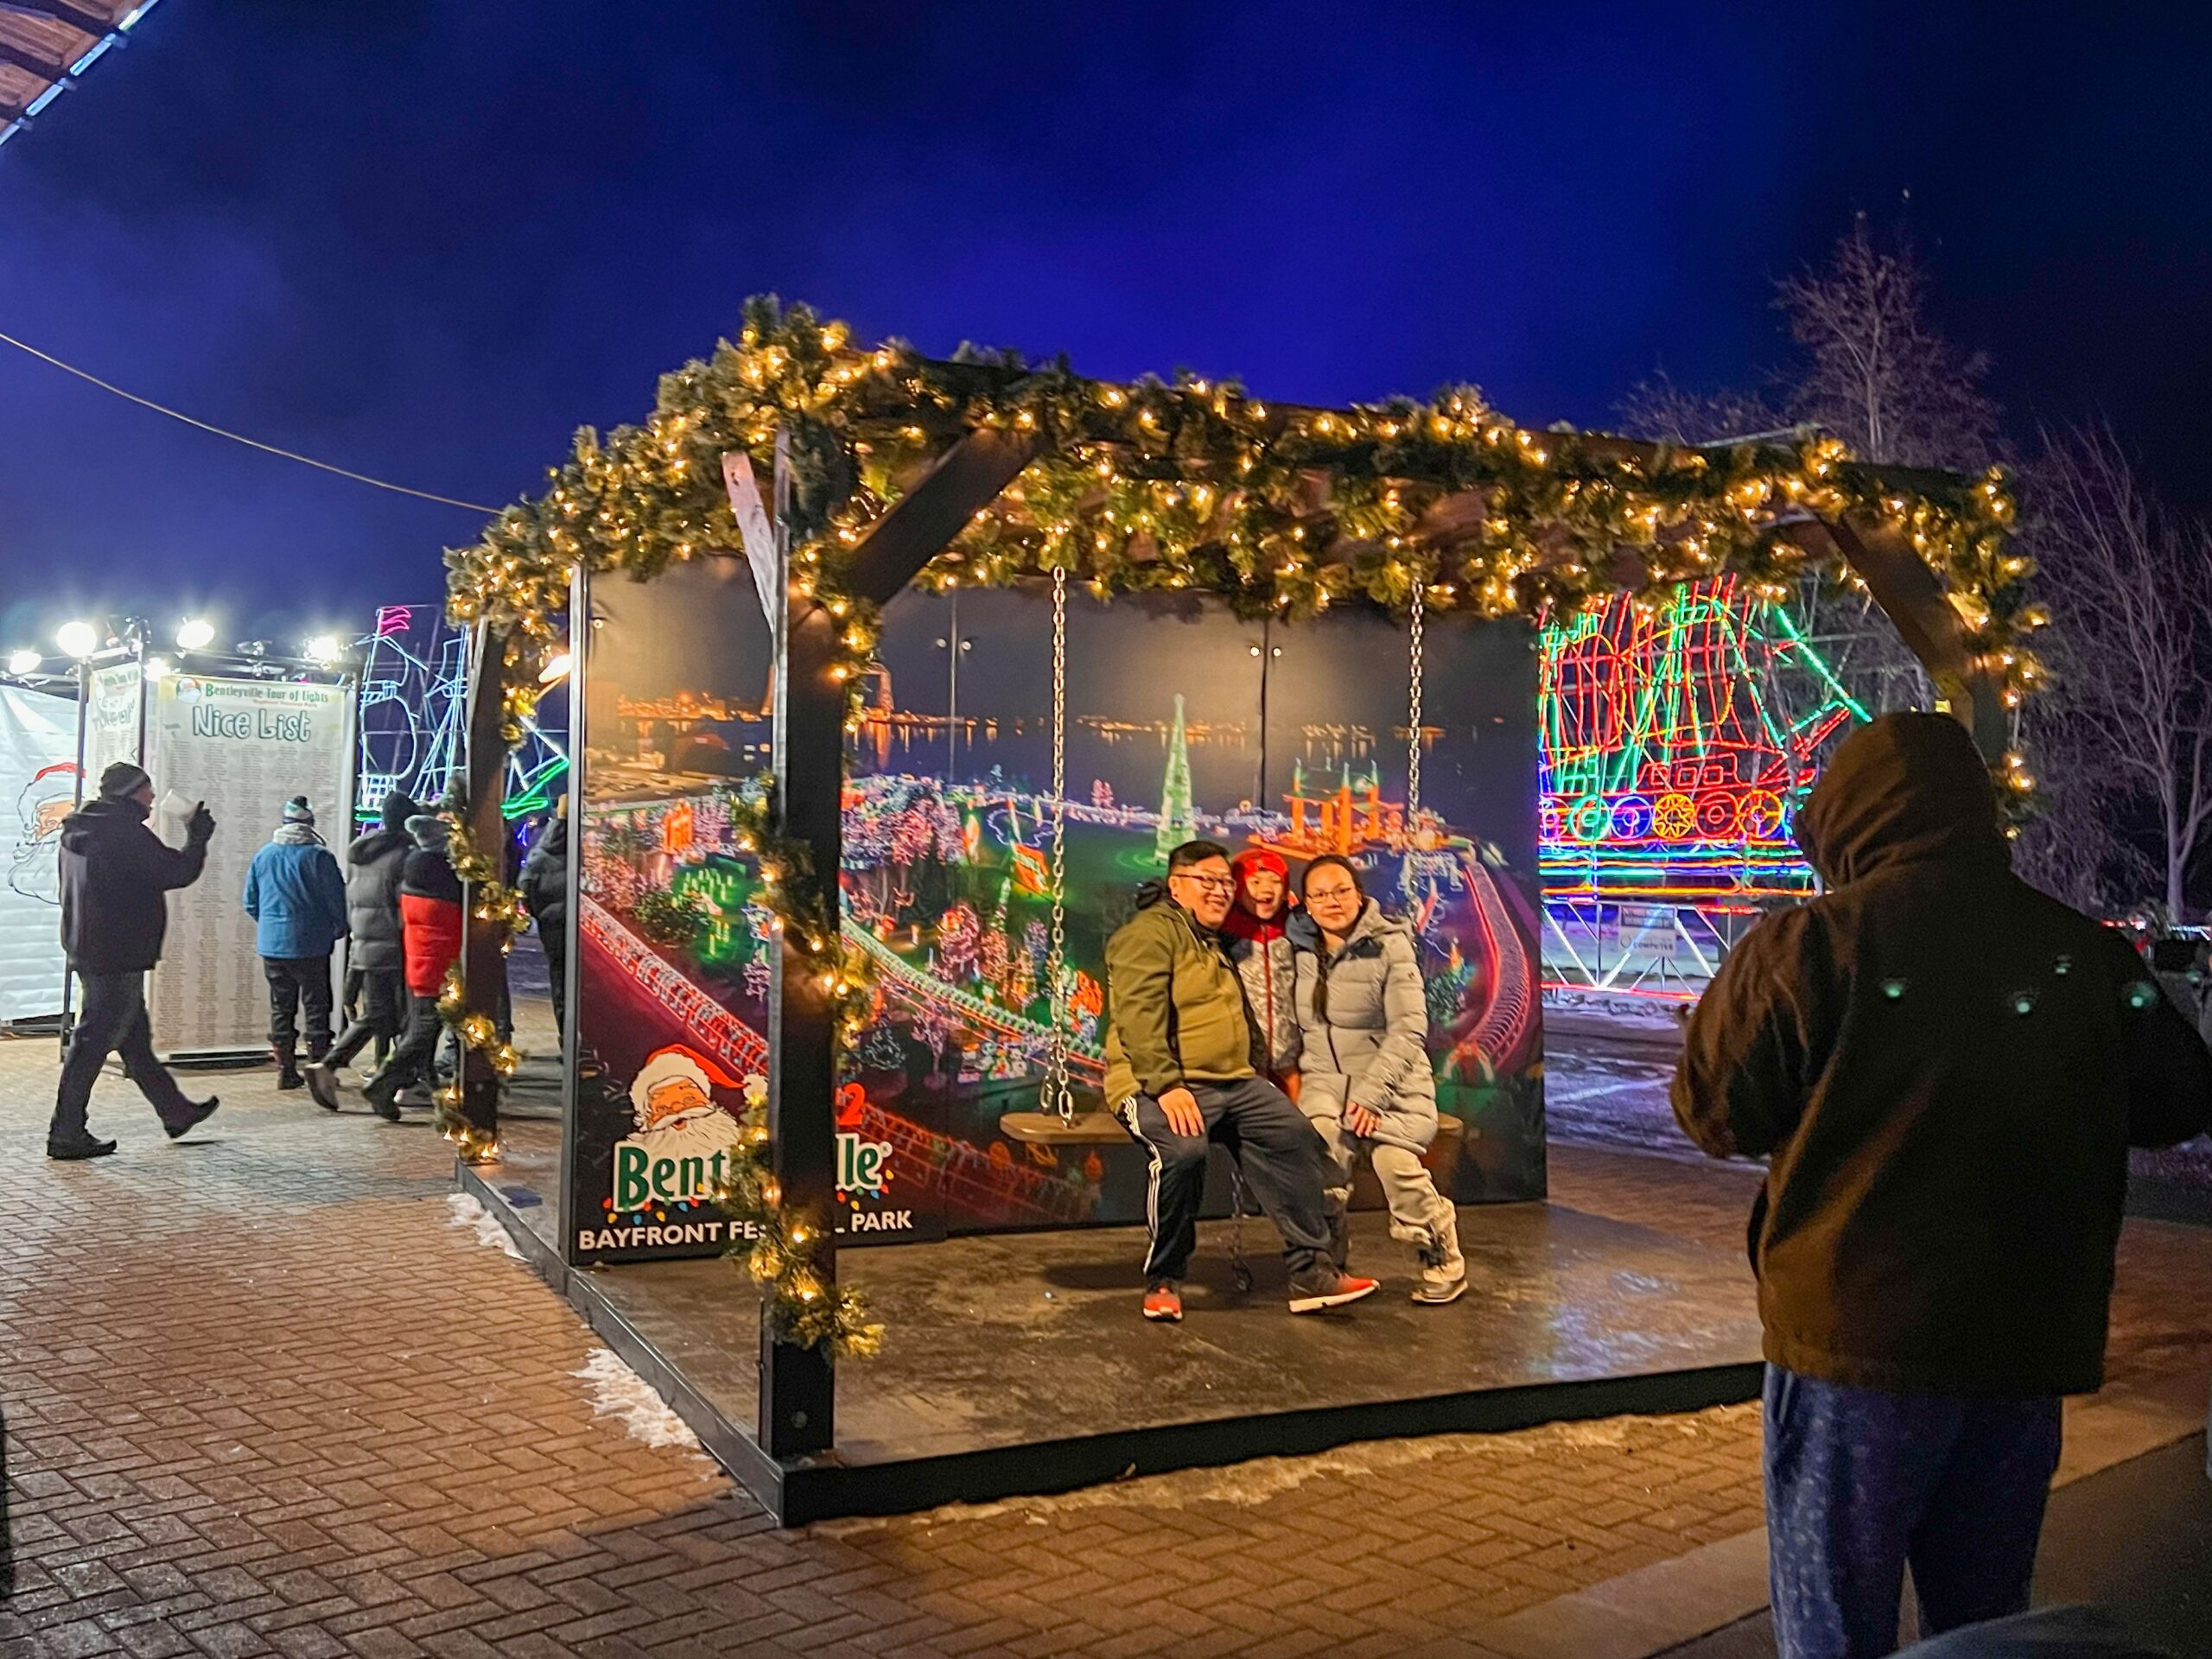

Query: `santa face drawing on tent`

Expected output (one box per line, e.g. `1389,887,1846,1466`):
609,1043,764,1210
8,761,80,906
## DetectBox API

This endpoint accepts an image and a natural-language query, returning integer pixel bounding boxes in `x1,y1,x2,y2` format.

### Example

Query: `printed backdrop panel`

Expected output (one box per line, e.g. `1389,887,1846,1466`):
0,684,79,1021
568,575,1546,1266
145,674,355,1055
571,557,793,1266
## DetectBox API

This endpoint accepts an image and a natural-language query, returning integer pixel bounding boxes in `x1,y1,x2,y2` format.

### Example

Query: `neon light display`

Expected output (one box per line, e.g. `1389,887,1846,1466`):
355,604,569,821
1538,576,1864,995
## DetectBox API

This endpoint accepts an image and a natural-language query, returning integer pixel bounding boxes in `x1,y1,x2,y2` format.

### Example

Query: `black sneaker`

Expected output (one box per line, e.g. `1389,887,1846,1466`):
276,1066,305,1090
303,1063,344,1111
1287,1268,1380,1314
163,1097,219,1140
47,1132,118,1161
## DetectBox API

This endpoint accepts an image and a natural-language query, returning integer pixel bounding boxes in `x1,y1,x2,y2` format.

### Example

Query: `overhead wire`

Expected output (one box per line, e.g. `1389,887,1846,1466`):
0,327,500,513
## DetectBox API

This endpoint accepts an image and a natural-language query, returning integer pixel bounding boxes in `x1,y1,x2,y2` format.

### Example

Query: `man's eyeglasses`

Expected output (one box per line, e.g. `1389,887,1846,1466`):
1173,873,1236,893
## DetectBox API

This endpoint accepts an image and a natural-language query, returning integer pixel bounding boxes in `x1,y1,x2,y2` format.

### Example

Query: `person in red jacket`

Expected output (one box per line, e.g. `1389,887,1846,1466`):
359,812,463,1121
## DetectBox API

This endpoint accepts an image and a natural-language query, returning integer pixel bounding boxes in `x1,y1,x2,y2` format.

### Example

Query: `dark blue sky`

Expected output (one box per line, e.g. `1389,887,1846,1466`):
4,3,2209,653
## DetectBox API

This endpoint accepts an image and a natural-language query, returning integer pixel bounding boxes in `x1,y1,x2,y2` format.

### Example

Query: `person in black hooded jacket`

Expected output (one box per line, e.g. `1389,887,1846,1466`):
1673,713,2212,1659
47,760,221,1160
519,803,569,1036
306,789,417,1109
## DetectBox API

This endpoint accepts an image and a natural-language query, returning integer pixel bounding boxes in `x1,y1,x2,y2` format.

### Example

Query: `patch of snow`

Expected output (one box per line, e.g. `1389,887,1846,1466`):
445,1192,523,1259
572,1347,702,1452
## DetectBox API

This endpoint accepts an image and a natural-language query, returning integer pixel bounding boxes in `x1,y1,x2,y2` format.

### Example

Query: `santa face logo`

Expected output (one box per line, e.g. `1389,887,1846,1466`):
611,1044,756,1210
8,761,79,906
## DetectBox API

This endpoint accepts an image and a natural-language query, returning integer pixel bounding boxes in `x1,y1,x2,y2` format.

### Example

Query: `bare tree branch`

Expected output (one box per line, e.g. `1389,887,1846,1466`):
1776,216,2002,471
2018,423,2212,916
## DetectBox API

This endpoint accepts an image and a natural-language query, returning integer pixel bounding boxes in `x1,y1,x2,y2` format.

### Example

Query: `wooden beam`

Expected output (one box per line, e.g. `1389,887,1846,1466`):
0,37,66,79
0,0,108,38
1821,514,2011,760
755,424,1033,1459
844,428,1039,604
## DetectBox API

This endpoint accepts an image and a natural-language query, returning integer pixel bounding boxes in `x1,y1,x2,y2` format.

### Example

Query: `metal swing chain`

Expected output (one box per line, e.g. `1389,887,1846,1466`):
1045,563,1076,1127
1407,576,1426,822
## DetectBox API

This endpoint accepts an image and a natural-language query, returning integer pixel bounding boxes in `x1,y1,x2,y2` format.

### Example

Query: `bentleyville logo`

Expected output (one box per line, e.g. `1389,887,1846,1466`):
577,1045,901,1253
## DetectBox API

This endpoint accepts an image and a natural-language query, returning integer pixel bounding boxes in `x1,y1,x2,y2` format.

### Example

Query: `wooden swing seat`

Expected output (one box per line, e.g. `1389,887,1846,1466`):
997,1107,1466,1146
998,1109,1128,1145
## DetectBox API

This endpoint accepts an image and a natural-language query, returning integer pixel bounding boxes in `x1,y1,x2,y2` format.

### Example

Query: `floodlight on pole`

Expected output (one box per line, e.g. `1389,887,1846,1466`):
6,648,39,677
143,656,174,681
302,634,342,667
54,620,99,658
175,617,215,651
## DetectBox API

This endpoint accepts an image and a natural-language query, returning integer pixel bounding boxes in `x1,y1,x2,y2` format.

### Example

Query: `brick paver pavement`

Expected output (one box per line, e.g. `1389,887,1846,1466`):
2,1032,2206,1659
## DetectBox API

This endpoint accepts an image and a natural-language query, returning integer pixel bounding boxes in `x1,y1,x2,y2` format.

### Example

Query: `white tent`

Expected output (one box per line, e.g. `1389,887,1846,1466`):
0,683,79,1023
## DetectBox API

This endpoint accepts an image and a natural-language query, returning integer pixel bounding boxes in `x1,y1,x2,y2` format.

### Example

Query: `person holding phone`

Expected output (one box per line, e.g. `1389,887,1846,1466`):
47,761,220,1160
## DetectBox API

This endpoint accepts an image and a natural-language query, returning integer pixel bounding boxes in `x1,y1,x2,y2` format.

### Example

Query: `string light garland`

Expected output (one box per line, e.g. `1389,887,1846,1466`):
448,296,2030,736
713,1077,885,1358
433,806,529,1161
442,295,2032,1349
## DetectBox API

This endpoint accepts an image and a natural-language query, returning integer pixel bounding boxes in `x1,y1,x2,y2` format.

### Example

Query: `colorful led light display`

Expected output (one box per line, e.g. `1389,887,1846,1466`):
1539,576,1865,995
357,604,569,821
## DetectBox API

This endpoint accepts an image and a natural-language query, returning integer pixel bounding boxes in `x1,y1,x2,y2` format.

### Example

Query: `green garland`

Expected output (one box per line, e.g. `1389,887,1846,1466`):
441,295,2036,1351
713,1076,884,1357
448,296,2032,740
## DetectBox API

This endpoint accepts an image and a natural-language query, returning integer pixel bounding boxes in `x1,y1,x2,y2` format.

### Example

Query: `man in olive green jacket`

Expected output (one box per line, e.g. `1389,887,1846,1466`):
1104,839,1376,1322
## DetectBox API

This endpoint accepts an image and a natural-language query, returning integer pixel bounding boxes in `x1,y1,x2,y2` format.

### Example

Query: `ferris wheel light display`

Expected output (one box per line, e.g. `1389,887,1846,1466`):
1538,576,1866,995
356,604,569,822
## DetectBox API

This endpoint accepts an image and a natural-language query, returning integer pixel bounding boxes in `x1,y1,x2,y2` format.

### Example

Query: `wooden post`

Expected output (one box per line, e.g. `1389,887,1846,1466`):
458,622,509,1154
757,427,1037,1462
1822,515,2012,760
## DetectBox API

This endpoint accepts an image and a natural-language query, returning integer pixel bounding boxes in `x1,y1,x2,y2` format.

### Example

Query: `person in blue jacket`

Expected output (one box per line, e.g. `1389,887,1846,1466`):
243,795,349,1089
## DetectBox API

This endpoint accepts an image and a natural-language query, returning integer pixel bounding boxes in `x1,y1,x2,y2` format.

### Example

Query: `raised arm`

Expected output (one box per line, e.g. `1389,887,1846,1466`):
2107,934,2212,1147
1672,918,1810,1160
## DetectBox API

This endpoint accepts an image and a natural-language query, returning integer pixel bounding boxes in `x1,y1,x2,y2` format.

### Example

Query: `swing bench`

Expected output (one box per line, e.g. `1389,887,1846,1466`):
995,569,1458,1158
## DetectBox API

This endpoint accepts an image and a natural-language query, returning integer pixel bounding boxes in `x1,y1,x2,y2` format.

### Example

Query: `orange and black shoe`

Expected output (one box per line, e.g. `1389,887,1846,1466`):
1141,1281,1184,1323
1287,1268,1380,1314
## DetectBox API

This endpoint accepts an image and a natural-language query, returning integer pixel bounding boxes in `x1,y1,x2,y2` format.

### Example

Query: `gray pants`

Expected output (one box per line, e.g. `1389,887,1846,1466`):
1313,1115,1459,1260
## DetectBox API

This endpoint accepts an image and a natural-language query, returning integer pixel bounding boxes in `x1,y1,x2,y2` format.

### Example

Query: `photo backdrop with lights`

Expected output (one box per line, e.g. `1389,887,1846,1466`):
561,556,1542,1267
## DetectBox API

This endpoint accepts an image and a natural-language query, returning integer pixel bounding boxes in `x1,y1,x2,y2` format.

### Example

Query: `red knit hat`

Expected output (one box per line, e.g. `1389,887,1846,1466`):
1230,847,1289,883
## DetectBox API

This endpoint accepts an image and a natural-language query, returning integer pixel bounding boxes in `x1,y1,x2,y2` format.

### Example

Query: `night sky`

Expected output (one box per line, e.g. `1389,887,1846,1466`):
4,3,2209,652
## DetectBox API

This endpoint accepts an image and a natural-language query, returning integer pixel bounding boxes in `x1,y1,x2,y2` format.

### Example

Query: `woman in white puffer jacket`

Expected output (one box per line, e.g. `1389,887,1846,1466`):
1290,855,1466,1305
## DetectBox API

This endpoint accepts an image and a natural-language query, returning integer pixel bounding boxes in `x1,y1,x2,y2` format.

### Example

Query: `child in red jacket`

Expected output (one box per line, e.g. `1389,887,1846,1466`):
361,815,464,1120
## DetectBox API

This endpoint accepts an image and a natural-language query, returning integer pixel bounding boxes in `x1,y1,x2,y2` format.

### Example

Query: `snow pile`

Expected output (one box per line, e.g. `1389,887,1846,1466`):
444,1192,524,1259
572,1347,701,1451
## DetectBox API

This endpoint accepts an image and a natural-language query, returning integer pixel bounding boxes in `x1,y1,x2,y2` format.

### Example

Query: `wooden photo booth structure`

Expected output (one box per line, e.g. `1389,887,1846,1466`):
444,315,2023,1522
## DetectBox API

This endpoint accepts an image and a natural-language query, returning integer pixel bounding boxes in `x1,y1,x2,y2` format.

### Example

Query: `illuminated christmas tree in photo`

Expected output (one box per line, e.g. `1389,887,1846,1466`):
1539,575,1866,996
1154,693,1197,862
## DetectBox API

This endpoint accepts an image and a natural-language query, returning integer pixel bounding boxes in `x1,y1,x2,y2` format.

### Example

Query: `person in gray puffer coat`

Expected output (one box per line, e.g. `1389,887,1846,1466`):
1289,854,1465,1304
305,789,417,1109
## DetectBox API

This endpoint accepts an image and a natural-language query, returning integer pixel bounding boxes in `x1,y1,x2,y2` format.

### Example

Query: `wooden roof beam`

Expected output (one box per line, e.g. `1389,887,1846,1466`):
842,428,1039,605
0,35,67,78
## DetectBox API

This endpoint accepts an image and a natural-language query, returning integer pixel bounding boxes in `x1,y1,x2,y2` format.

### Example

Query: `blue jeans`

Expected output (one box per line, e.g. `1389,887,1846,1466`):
1764,1365,2063,1659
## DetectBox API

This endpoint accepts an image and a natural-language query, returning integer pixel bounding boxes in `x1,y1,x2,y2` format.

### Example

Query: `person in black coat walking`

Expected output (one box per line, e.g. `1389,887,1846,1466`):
47,761,221,1160
306,790,417,1109
519,803,569,1037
